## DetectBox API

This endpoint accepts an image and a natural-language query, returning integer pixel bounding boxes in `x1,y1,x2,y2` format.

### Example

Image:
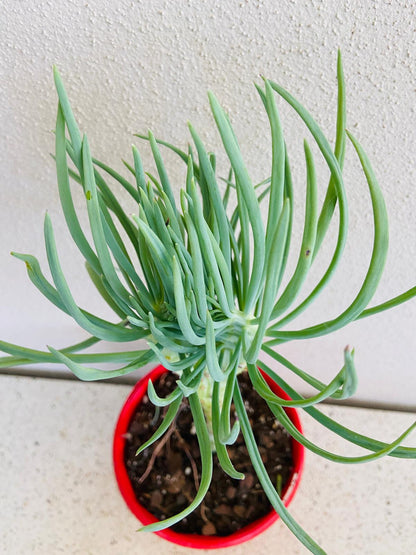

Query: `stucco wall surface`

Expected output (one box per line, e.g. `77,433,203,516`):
0,0,415,408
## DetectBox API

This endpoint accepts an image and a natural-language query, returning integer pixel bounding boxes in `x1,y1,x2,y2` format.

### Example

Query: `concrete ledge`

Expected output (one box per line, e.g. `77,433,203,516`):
1,375,415,554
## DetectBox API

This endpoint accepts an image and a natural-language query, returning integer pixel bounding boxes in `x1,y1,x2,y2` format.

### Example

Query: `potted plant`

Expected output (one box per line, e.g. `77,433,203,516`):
1,51,415,554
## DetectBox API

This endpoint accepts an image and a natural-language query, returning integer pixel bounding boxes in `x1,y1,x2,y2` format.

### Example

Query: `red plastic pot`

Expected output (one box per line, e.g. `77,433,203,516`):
113,364,304,549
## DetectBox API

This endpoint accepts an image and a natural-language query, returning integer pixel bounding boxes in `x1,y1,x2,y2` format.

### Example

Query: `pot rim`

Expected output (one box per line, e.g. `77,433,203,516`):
113,364,305,549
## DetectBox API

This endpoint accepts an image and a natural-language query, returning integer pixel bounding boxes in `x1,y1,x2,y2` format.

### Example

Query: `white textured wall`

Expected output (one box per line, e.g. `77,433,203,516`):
1,0,415,408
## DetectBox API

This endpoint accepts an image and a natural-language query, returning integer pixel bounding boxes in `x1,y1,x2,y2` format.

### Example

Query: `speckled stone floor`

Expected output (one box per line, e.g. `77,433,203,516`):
1,374,415,554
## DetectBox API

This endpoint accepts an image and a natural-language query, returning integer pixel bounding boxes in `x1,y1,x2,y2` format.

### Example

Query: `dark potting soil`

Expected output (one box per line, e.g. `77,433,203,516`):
124,371,294,536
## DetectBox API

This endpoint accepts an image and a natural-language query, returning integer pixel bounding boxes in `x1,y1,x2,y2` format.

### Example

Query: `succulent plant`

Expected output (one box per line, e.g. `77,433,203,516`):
1,51,415,554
